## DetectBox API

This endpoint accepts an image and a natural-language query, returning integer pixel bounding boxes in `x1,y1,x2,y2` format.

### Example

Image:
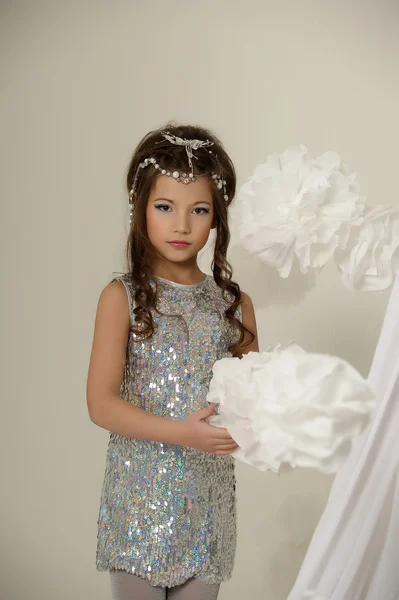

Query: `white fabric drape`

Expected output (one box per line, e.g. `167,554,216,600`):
287,275,399,600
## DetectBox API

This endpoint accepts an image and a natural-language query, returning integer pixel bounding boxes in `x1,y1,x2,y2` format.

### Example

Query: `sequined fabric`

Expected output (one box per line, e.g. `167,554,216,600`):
96,274,241,588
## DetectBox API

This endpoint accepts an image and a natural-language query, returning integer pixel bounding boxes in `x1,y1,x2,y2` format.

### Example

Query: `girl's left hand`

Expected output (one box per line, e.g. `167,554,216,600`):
177,404,239,455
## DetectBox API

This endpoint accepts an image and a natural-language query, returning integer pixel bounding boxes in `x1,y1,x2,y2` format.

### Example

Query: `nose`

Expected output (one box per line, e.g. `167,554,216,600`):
174,212,191,234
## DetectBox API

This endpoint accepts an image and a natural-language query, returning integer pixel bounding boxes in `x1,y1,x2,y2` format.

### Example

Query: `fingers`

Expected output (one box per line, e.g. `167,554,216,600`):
211,428,236,441
199,419,235,441
213,443,239,455
214,442,238,451
203,423,232,438
195,404,215,419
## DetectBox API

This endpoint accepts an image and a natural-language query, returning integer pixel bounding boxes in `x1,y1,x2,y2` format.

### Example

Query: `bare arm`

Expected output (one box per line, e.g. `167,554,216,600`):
86,281,238,454
235,291,259,358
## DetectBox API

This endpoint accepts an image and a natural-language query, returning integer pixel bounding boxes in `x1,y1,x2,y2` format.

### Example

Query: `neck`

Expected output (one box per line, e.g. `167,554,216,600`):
150,260,206,285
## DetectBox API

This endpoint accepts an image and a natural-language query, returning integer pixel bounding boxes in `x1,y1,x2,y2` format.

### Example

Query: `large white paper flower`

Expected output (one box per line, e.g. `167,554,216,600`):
207,345,375,474
238,146,365,278
334,205,399,292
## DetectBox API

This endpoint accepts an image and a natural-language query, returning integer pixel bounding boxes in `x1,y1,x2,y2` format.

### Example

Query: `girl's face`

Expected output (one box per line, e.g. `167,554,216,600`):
146,174,215,266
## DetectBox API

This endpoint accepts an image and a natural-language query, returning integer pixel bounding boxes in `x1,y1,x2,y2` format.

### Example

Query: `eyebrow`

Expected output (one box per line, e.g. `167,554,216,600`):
153,197,212,207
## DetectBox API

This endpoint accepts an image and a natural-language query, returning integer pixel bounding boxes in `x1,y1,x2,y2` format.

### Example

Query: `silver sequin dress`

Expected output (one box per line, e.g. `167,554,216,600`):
96,274,241,588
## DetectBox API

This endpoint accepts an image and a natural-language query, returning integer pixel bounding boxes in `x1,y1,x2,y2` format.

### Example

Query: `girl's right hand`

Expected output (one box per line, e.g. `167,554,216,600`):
179,404,239,455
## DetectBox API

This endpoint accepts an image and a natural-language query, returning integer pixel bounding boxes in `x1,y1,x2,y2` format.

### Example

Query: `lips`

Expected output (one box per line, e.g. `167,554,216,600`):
168,241,191,247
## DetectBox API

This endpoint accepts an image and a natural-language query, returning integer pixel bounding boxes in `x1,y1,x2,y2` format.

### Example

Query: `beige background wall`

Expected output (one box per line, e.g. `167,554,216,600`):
2,1,398,599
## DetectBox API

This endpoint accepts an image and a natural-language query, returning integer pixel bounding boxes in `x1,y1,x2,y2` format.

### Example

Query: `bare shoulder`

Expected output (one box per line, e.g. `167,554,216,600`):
94,279,131,343
240,290,254,310
98,279,130,313
240,291,256,326
237,290,259,355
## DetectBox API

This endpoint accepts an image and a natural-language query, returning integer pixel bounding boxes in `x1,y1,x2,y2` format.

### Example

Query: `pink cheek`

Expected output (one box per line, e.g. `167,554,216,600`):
197,228,212,244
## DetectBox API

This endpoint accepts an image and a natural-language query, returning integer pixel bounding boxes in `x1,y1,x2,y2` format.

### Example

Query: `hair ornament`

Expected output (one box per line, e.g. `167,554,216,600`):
160,131,214,172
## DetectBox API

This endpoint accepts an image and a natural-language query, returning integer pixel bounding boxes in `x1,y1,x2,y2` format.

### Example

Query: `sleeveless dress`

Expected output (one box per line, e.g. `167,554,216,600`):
96,273,242,588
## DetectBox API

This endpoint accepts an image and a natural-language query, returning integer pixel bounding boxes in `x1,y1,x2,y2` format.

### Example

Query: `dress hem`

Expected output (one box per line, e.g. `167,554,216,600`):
96,561,233,588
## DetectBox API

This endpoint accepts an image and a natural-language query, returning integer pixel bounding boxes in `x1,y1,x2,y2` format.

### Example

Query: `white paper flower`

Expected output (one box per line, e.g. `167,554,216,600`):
334,205,399,292
207,345,375,474
238,146,365,278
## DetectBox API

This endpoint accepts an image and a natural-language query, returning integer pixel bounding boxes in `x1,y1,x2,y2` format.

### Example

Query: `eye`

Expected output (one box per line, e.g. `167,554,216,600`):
154,204,172,212
193,207,210,214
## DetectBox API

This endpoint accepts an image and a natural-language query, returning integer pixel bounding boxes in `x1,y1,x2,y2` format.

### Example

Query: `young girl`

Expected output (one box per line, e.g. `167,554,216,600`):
86,124,259,600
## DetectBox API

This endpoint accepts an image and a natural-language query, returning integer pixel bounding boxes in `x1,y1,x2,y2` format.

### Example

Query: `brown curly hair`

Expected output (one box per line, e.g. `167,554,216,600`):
123,122,254,353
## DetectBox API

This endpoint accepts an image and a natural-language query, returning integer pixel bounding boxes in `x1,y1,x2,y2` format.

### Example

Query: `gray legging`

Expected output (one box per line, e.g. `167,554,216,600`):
109,569,220,600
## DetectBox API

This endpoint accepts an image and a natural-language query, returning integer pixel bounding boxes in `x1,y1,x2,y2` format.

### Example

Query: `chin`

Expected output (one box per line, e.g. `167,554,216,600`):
164,252,197,263
151,245,195,262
